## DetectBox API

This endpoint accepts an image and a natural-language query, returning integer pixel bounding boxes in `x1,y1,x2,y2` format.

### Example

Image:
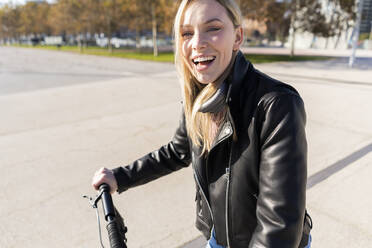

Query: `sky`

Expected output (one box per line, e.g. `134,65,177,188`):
0,0,28,5
0,0,55,6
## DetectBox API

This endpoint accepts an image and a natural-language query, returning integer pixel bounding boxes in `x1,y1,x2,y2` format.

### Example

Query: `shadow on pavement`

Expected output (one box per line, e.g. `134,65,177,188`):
307,143,372,189
274,57,372,71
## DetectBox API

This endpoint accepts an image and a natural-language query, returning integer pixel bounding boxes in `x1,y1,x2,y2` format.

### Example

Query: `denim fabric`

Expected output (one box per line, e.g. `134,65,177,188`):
305,234,312,248
205,230,312,248
205,228,225,248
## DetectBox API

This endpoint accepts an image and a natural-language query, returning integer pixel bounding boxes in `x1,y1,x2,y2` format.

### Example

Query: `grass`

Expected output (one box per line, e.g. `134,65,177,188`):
12,44,175,62
244,54,332,63
11,44,332,64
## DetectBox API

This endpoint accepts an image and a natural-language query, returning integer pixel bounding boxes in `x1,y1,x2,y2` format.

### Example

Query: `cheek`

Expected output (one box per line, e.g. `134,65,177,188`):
181,41,190,58
181,41,194,72
211,35,223,48
212,34,234,58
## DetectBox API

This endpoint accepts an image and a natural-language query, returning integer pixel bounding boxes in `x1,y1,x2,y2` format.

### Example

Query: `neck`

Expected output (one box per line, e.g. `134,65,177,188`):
212,50,238,88
197,50,238,114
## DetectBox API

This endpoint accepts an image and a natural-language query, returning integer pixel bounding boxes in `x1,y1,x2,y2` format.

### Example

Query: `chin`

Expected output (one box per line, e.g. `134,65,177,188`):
195,73,216,85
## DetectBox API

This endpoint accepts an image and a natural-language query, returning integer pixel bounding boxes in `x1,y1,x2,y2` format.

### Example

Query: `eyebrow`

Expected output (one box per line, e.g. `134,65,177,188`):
204,18,223,24
181,18,223,28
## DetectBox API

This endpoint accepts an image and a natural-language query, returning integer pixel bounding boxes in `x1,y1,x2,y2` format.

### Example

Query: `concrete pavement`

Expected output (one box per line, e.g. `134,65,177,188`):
1,46,371,247
241,46,372,58
254,56,372,86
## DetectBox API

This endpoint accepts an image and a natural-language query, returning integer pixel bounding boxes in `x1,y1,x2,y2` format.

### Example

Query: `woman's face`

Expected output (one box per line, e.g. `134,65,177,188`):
181,0,242,84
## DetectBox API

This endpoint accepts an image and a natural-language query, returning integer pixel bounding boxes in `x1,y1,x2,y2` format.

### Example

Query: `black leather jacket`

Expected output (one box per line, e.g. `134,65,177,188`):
113,52,311,248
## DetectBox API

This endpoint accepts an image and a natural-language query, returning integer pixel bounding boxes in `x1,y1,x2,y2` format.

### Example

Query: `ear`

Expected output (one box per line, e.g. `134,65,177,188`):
233,26,243,51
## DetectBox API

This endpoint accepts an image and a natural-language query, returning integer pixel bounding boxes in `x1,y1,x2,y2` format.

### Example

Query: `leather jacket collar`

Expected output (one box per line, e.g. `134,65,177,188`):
227,51,251,122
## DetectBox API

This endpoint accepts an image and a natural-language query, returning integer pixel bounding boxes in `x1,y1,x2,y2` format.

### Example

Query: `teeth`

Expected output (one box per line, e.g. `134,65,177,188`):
193,56,215,63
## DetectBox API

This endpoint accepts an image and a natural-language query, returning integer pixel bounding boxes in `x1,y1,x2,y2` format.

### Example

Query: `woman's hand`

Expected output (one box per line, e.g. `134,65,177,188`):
92,167,118,194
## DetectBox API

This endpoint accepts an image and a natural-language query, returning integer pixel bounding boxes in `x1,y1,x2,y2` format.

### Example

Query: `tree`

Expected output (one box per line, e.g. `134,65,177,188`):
49,0,87,51
0,4,22,43
283,0,332,55
265,0,292,46
119,0,176,54
239,0,275,21
150,0,178,55
329,0,356,48
0,8,4,42
298,0,333,36
19,1,51,38
100,0,123,52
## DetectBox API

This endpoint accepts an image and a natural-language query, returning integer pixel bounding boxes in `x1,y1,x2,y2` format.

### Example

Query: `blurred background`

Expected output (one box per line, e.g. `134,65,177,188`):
1,1,371,248
0,0,371,55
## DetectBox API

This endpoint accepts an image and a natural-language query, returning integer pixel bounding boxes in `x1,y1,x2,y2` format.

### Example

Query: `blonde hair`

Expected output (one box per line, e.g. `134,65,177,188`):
173,0,242,154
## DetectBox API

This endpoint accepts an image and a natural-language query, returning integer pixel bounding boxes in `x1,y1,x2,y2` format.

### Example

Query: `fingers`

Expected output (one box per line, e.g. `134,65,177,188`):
92,167,118,194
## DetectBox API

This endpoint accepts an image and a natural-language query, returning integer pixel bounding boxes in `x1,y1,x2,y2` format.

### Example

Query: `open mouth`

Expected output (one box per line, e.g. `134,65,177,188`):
192,56,216,68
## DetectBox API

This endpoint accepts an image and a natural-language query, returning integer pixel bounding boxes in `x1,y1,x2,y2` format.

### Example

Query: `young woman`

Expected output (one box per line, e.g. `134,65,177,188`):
92,0,312,247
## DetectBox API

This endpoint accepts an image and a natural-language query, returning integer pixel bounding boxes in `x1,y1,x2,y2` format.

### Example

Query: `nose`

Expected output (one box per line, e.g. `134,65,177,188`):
191,31,207,51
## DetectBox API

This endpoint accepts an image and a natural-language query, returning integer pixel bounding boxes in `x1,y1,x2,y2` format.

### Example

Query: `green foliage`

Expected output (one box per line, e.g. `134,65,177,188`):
12,44,333,64
359,33,370,41
0,0,357,49
0,0,176,40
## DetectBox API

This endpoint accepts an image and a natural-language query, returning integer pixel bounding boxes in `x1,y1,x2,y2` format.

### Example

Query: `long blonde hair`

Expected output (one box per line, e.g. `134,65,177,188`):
173,0,242,154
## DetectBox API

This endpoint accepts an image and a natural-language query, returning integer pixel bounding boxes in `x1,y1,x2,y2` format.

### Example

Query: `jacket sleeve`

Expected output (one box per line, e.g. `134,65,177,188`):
112,109,191,193
249,93,307,248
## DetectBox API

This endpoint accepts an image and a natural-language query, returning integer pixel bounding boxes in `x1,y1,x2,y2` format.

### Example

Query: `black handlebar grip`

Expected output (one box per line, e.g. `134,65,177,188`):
106,220,127,248
99,184,116,221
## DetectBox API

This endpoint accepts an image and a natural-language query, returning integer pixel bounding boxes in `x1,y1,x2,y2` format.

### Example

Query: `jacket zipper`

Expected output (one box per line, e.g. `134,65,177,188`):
225,109,235,248
196,108,236,245
225,140,233,248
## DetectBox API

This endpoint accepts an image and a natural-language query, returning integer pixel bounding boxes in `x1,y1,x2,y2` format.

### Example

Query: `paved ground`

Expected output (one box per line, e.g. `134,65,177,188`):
1,46,371,248
0,46,174,95
241,46,372,58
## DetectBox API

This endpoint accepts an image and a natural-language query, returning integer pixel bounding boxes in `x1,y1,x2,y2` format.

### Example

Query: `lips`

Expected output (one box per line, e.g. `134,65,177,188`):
192,55,216,71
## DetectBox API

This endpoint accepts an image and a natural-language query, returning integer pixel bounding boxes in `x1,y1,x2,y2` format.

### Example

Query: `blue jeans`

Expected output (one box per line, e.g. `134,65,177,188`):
206,229,312,248
206,228,225,248
305,234,312,248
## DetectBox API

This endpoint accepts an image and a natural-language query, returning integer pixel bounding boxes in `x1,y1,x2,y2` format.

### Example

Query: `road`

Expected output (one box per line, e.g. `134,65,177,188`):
0,46,175,95
1,46,371,248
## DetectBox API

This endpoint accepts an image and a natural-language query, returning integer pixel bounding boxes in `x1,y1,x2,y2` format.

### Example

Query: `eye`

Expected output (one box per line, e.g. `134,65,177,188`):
181,31,193,39
207,27,221,32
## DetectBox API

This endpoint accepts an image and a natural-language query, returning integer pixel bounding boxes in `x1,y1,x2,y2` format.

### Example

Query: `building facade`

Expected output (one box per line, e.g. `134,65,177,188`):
361,0,372,34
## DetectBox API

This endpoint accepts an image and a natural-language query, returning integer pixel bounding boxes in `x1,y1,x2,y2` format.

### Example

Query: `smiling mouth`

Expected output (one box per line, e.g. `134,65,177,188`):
192,56,216,67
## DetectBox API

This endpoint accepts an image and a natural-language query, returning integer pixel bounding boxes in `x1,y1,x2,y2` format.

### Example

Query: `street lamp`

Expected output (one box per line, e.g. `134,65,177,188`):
349,0,364,68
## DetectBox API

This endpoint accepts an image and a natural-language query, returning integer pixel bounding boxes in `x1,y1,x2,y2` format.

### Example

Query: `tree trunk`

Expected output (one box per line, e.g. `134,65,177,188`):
290,18,296,56
310,33,316,48
78,33,82,53
152,3,158,56
334,31,342,49
135,22,140,52
108,18,113,53
349,0,364,67
84,31,87,51
108,33,112,54
325,1,335,49
290,0,299,57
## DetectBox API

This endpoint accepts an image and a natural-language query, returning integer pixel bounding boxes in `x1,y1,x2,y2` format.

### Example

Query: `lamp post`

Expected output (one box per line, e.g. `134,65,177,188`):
349,0,364,68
